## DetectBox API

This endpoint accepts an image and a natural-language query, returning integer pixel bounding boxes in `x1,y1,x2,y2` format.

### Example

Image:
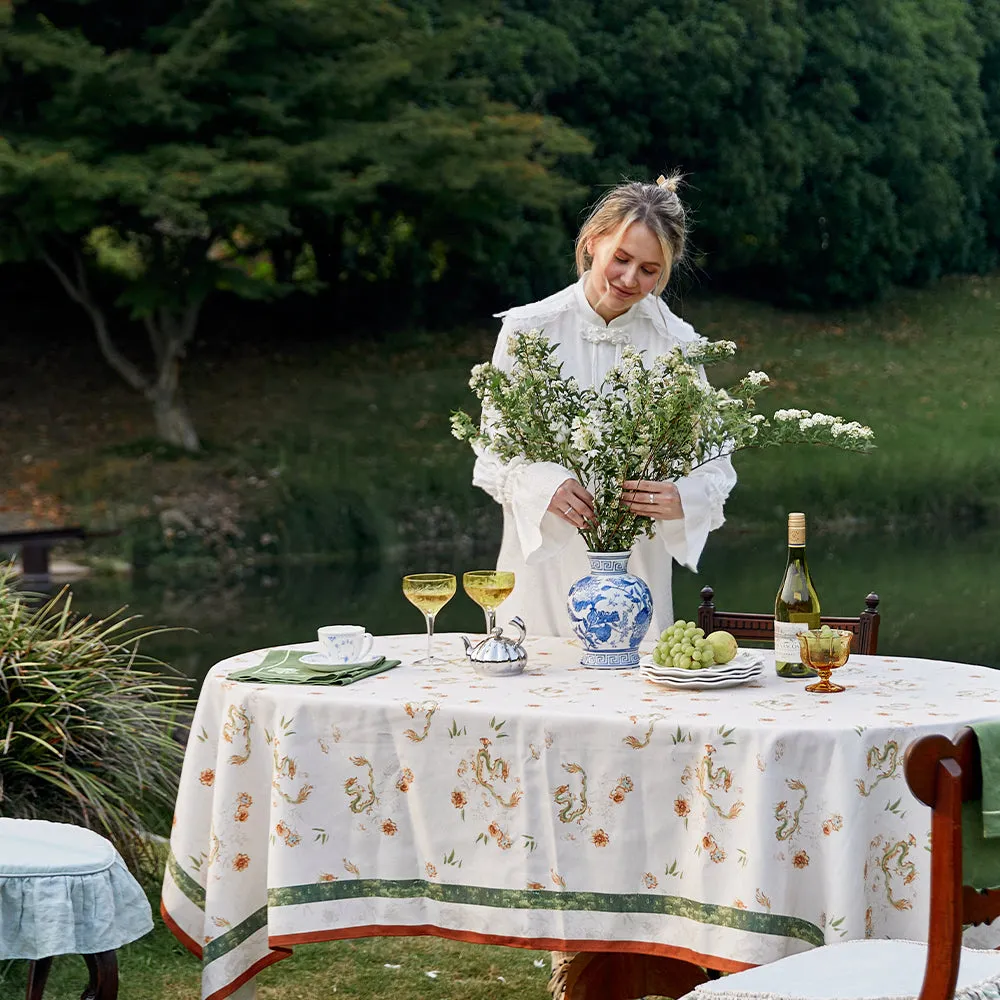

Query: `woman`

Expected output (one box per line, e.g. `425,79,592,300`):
473,174,738,638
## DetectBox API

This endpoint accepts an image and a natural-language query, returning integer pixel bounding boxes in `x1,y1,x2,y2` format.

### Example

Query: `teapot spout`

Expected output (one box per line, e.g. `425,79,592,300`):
461,635,472,654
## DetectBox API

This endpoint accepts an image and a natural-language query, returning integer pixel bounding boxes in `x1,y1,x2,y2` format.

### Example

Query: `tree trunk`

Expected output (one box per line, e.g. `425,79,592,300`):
151,386,201,451
41,249,204,453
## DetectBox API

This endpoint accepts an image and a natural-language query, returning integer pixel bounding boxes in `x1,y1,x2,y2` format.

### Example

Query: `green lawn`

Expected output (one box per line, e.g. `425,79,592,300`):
21,271,998,572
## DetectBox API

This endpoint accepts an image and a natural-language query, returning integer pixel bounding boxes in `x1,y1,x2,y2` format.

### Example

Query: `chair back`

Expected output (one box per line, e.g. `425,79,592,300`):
903,729,1000,1000
696,587,881,655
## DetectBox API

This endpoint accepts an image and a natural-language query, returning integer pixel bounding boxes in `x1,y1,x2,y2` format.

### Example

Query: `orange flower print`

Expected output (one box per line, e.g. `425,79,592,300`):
610,787,626,803
591,829,610,848
733,899,747,909
425,863,438,879
318,873,337,882
275,821,290,839
488,821,501,839
396,768,414,793
232,853,250,872
642,873,658,889
234,792,253,822
792,850,810,869
199,769,215,786
822,814,844,836
702,834,726,864
451,790,467,809
382,819,398,836
527,881,546,890
674,797,690,817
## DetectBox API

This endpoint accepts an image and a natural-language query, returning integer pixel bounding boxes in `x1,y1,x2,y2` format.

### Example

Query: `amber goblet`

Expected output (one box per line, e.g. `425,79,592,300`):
797,628,853,693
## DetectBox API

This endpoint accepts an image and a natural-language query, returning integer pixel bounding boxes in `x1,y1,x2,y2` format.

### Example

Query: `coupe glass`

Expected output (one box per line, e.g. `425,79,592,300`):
798,628,853,693
462,570,515,634
402,573,456,665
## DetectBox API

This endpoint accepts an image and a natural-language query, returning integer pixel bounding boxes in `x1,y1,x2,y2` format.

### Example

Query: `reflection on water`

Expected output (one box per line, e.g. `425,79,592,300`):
65,526,1000,688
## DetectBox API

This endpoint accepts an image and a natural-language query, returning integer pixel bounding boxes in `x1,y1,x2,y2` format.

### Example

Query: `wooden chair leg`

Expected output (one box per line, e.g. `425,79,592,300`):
26,957,53,1000
82,951,119,1000
563,951,710,1000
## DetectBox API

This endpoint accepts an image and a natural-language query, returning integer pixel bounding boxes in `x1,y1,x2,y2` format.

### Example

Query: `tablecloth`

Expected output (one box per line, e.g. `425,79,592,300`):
161,634,1000,1000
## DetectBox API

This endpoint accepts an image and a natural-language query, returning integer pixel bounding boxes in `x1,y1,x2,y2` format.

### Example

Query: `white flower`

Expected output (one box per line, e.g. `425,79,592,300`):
745,371,769,387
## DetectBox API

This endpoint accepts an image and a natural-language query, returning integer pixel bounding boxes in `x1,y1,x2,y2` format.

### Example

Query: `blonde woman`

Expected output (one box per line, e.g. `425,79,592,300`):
473,174,738,641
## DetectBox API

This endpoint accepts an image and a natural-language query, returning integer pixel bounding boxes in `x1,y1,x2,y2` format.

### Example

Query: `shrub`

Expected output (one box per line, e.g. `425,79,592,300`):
0,568,192,873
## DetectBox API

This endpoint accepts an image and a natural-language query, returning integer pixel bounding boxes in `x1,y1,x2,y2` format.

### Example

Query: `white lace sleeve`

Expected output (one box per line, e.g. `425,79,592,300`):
656,454,737,571
654,355,738,571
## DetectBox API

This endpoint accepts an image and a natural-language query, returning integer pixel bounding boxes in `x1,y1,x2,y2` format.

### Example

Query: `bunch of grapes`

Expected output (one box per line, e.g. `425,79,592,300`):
652,619,716,670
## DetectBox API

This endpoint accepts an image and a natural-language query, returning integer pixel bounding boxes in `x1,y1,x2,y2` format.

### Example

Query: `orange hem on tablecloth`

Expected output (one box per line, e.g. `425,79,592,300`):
160,904,755,999
160,899,203,960
269,923,754,972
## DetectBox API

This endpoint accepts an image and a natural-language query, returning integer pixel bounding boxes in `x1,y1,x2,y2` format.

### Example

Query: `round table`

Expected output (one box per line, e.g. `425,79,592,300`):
161,633,1000,1000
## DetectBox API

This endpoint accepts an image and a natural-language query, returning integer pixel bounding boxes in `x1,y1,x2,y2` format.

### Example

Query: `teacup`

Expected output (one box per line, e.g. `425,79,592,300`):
317,625,375,664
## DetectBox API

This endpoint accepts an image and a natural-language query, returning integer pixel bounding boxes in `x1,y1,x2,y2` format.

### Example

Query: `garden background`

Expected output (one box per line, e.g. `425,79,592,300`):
1,0,999,995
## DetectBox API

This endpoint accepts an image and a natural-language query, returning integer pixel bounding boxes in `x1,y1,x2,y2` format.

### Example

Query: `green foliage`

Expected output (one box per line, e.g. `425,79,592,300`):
460,0,999,306
0,569,193,874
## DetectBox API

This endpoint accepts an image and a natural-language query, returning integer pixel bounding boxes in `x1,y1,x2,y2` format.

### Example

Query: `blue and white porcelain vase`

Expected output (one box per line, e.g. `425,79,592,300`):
567,551,653,668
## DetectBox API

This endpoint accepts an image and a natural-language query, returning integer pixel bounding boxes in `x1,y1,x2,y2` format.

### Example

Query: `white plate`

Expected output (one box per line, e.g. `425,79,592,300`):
641,662,763,680
639,669,765,690
300,653,349,668
638,649,765,678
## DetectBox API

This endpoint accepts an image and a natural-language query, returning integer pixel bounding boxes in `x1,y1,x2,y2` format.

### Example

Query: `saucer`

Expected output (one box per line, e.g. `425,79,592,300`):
301,653,355,668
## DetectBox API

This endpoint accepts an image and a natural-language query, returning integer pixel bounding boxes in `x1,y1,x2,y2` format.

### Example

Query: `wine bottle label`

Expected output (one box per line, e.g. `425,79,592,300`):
788,526,805,546
774,620,811,661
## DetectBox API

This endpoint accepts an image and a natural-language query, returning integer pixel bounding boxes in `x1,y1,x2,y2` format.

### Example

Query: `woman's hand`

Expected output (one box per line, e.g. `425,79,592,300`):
548,479,596,529
622,480,684,521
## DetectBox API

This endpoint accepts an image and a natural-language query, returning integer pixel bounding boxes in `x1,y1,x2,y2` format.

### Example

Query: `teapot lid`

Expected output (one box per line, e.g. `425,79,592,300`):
466,617,526,662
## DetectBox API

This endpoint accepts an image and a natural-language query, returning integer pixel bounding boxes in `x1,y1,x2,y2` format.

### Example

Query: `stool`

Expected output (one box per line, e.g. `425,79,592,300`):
0,818,154,999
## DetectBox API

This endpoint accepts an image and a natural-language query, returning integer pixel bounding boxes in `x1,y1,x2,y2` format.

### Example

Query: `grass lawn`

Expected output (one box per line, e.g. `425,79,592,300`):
0,885,553,998
2,271,999,565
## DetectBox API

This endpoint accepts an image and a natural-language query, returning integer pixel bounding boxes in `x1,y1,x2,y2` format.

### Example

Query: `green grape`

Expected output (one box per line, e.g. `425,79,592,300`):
700,650,714,665
678,655,692,669
660,630,672,642
673,619,686,628
693,628,705,638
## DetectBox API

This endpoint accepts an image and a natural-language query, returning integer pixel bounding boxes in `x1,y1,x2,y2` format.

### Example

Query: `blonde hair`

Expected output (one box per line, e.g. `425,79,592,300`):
575,172,687,297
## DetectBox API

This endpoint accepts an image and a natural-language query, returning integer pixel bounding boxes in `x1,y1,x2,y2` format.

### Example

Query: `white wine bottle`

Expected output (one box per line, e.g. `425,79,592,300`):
774,512,820,678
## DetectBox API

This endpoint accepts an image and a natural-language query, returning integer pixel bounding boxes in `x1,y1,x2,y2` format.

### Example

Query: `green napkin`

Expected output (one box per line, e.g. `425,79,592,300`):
228,649,401,686
961,720,1000,889
971,719,1000,837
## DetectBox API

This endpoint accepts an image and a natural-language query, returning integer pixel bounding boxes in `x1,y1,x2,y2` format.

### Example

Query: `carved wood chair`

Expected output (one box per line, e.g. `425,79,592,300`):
697,586,881,655
674,728,1000,1000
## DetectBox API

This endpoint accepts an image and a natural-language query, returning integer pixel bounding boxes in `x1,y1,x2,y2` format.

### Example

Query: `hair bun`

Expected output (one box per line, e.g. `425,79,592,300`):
656,174,679,194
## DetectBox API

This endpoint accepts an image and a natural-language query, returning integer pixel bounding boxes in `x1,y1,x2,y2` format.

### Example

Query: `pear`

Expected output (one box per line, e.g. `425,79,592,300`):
706,630,738,665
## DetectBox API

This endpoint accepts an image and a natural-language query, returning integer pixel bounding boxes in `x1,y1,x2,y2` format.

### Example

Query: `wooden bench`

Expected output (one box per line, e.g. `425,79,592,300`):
0,527,117,585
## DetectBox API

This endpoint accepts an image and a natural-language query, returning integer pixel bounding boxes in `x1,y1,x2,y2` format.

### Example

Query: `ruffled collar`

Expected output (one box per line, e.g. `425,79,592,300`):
573,273,643,345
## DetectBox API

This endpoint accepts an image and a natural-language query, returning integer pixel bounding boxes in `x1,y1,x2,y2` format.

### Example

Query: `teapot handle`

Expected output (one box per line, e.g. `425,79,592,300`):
509,616,526,643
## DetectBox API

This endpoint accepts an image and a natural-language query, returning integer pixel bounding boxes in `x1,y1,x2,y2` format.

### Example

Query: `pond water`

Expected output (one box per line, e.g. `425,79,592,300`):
62,523,1000,689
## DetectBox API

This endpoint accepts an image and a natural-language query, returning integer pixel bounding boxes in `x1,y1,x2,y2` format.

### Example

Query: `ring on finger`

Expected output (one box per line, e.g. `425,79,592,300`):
564,505,573,516
648,493,655,504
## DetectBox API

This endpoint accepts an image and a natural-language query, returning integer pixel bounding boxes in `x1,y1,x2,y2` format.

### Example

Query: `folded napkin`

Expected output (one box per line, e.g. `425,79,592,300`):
962,720,1000,889
228,649,401,686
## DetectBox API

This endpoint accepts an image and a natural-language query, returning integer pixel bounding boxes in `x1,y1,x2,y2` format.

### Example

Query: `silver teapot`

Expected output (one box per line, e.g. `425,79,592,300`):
462,617,527,677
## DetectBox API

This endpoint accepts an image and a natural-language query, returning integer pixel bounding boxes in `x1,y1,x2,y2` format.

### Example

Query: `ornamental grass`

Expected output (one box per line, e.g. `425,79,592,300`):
0,566,192,873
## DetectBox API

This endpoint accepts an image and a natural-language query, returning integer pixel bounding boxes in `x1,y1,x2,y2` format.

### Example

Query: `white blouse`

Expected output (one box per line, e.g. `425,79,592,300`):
472,274,738,638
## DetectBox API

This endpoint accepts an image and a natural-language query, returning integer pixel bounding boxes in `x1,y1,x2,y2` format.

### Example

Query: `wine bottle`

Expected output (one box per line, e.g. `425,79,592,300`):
774,512,820,678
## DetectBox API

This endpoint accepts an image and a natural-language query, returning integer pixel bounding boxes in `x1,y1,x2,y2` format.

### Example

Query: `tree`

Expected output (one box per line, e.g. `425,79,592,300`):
0,0,586,448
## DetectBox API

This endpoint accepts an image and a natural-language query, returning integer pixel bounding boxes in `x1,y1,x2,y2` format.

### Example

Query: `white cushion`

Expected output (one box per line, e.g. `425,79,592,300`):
685,940,1000,1000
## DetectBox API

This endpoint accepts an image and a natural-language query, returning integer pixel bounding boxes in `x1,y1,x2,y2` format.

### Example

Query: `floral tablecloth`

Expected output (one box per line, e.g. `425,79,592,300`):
161,634,1000,1000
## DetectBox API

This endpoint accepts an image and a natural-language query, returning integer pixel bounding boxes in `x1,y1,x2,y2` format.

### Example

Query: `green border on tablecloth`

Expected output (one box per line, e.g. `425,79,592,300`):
167,850,206,908
167,848,825,964
267,879,825,946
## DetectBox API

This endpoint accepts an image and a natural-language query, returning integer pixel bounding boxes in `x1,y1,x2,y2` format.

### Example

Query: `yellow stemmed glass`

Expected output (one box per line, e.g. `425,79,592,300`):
402,573,457,665
462,570,515,635
798,628,853,693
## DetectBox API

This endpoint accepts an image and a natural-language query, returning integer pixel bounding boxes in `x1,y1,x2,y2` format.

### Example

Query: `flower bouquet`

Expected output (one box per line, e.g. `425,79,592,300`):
451,330,875,552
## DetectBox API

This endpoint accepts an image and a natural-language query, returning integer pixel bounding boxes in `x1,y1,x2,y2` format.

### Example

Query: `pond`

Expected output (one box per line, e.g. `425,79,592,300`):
63,523,1000,689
